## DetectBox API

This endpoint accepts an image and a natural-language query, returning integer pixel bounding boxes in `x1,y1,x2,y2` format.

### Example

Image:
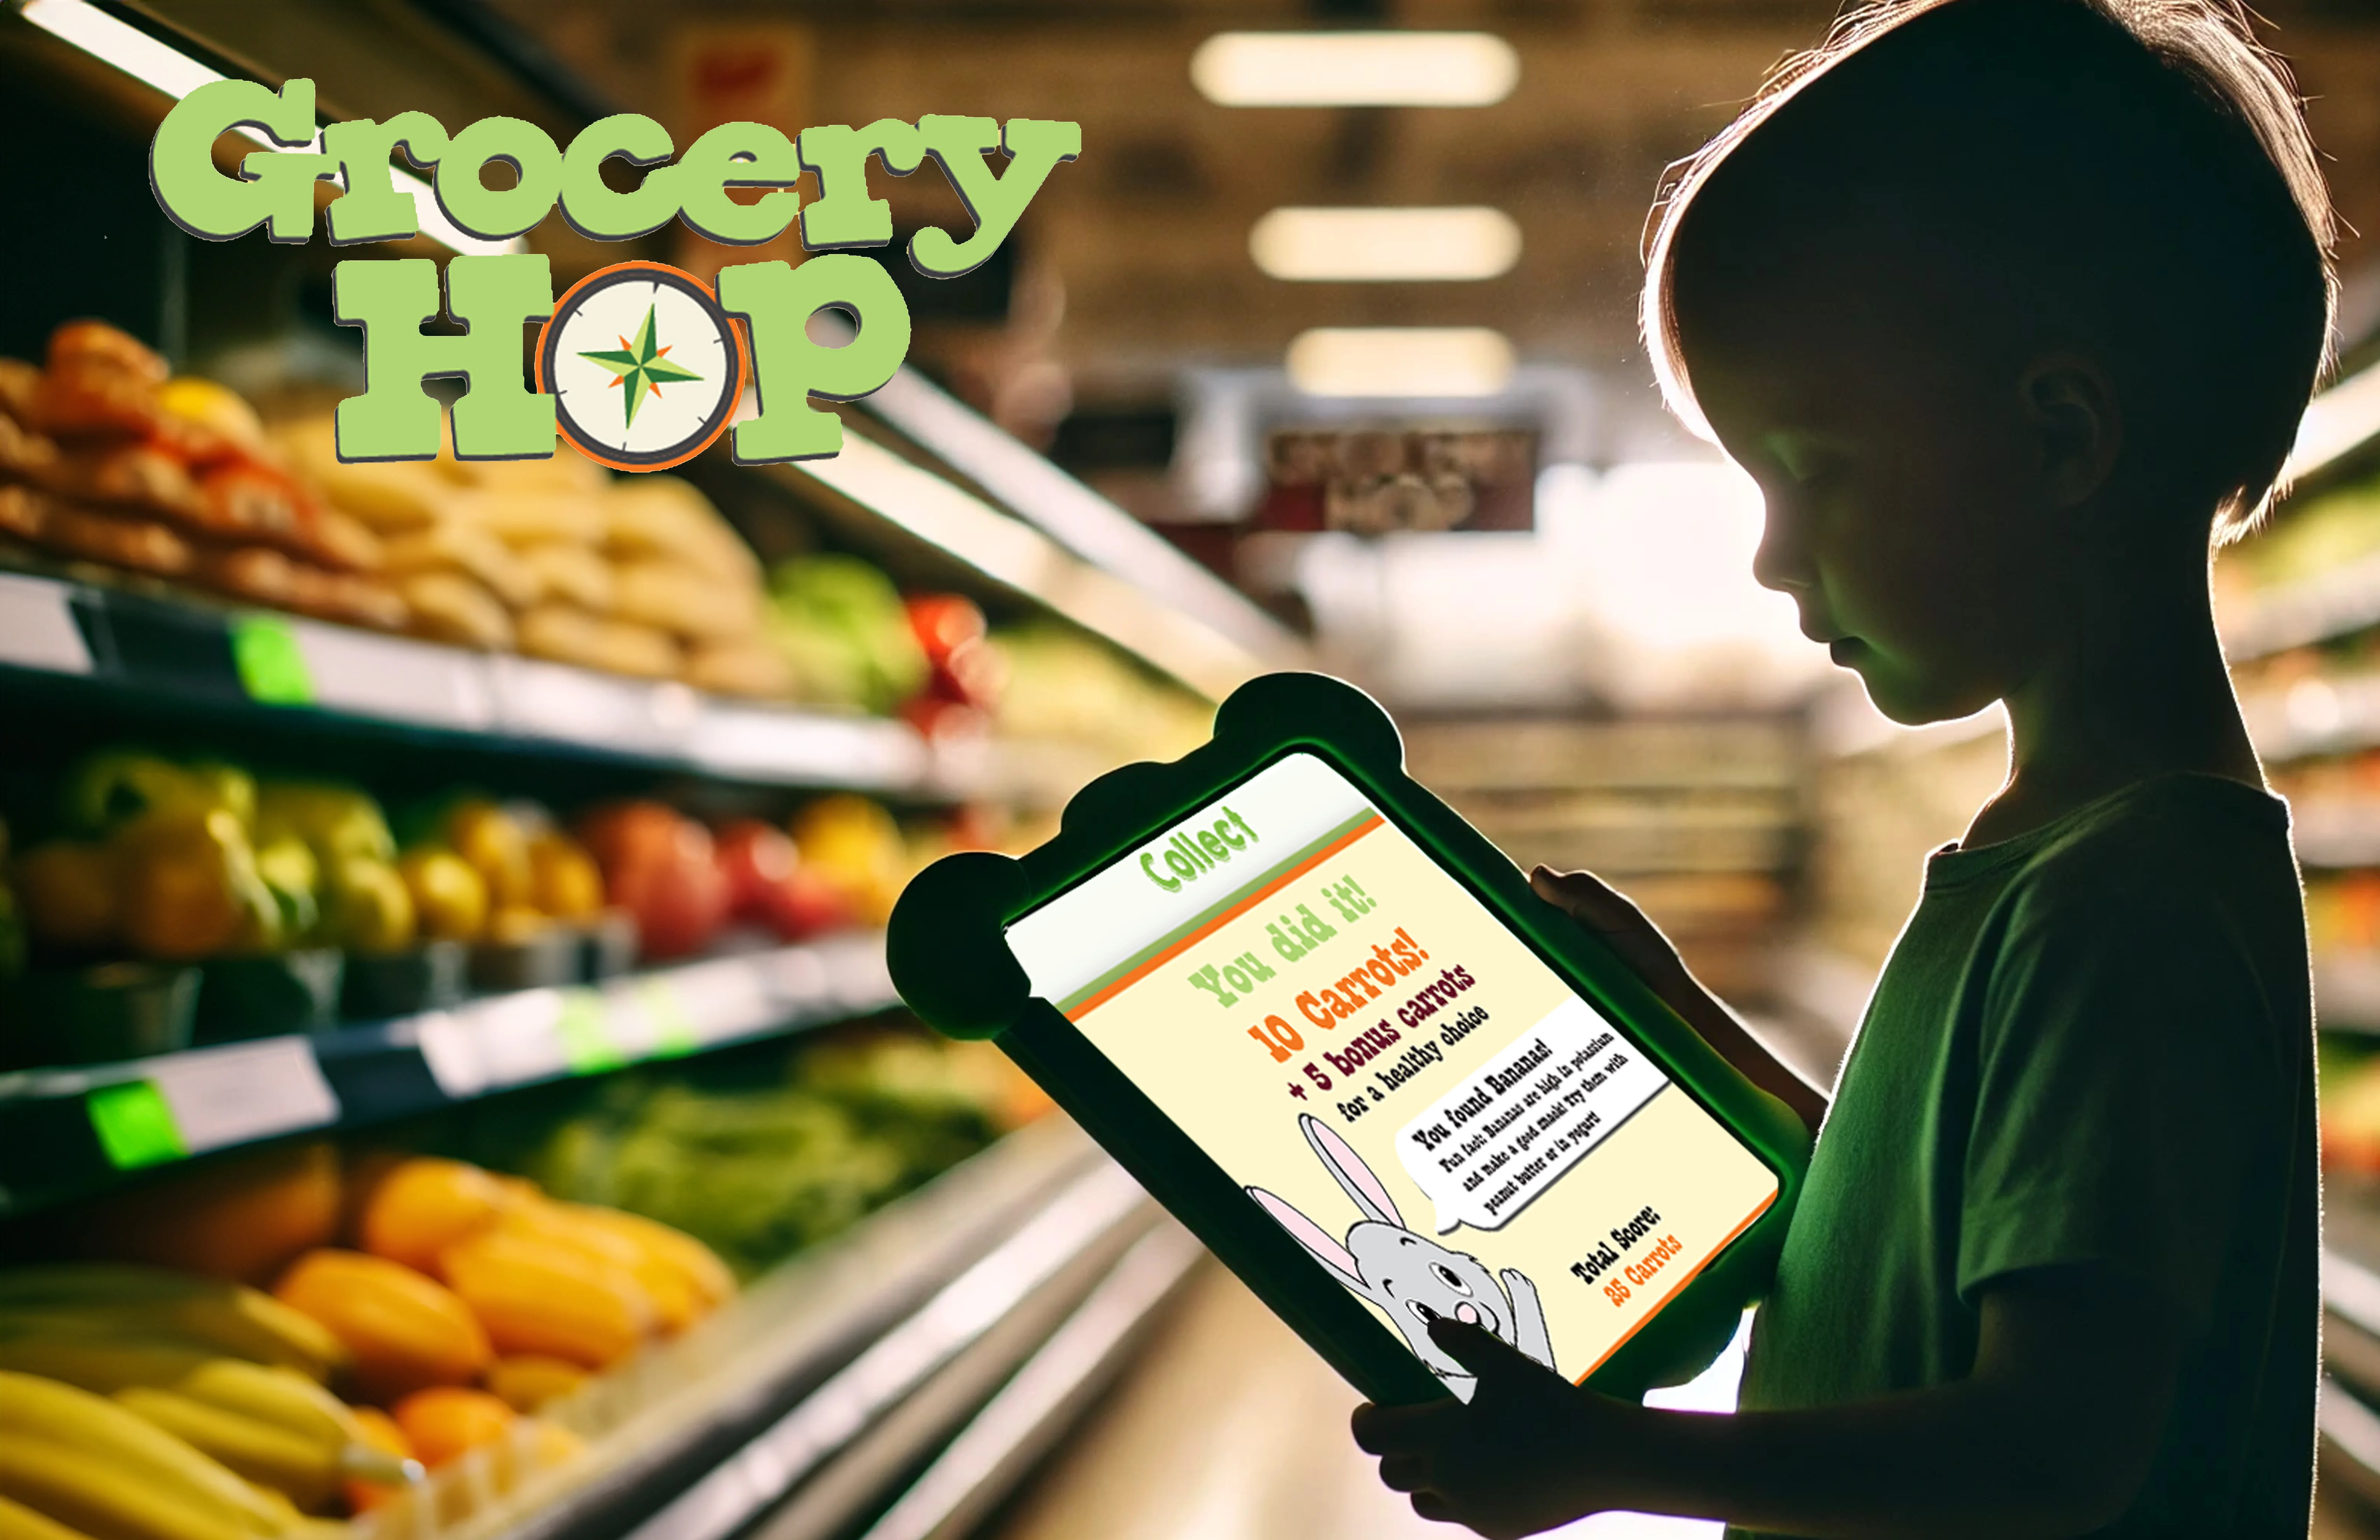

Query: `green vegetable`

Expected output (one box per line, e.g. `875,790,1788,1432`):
523,1031,1003,1277
765,556,929,714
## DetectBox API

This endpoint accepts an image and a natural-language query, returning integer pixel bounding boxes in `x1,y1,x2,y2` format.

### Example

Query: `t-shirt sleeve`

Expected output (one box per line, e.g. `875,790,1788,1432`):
1956,891,2281,1337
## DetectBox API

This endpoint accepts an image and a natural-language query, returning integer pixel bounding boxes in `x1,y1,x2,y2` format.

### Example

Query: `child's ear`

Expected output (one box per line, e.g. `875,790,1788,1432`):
2018,351,2124,510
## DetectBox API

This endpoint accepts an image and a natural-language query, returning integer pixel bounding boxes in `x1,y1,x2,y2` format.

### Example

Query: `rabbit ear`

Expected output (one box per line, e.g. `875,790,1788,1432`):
1299,1114,1404,1229
1247,1185,1369,1295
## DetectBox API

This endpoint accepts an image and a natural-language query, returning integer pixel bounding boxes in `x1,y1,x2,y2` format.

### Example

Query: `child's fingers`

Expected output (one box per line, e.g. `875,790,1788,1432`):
1531,864,1693,987
1428,1315,1548,1387
1377,1452,1435,1493
1351,1398,1457,1453
1530,865,1648,931
1409,1491,1458,1526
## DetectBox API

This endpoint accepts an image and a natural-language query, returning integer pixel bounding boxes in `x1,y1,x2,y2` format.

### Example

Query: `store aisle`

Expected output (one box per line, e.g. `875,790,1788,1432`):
991,1251,2380,1540
985,1260,1740,1540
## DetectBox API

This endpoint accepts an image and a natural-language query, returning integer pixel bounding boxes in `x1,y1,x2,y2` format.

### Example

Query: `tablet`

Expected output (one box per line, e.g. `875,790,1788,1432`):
890,673,1807,1406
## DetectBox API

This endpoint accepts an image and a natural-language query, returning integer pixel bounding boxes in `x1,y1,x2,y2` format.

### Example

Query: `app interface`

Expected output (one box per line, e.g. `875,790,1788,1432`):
1007,753,1778,1393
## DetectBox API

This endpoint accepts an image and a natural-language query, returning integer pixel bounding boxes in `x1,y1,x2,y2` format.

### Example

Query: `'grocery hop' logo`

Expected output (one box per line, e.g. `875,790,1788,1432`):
149,80,1078,472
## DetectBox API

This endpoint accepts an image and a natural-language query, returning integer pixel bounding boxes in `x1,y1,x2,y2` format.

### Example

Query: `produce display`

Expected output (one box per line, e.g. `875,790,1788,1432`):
520,1030,1047,1278
988,622,1212,765
2216,467,2380,1173
0,1020,1042,1536
0,324,398,630
0,745,926,1068
2216,461,2380,611
0,1150,725,1531
274,419,792,699
0,318,1211,759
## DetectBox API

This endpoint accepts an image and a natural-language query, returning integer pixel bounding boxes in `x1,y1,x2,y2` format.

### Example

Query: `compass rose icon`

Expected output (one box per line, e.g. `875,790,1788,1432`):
538,261,750,472
578,304,705,432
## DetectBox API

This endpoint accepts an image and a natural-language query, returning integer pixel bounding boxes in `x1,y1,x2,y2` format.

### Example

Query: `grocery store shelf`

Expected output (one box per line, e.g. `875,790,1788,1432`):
2325,1205,2380,1502
2240,673,2380,762
852,1227,1205,1540
2227,553,2380,665
2293,805,2380,871
0,932,895,1216
620,1159,1169,1540
0,571,1104,800
2325,1376,2380,1510
780,437,1293,702
2323,957,2380,1034
2288,361,2380,490
860,367,1302,670
383,1118,1146,1540
17,0,523,258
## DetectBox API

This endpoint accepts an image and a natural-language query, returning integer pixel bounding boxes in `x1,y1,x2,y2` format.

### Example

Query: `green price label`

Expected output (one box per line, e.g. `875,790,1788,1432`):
230,614,314,705
642,981,700,1059
88,1081,187,1170
557,990,626,1075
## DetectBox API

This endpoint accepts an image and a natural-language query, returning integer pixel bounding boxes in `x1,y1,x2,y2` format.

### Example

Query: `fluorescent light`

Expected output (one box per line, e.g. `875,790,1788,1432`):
859,368,1304,665
1191,32,1518,108
1286,327,1514,398
21,0,521,258
792,435,1265,698
1250,206,1520,282
797,434,1058,596
2286,362,2380,486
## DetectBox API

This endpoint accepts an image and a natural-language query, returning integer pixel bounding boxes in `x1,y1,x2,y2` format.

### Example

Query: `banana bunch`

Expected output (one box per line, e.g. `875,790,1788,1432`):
0,1267,344,1381
0,1268,416,1528
0,1368,412,1540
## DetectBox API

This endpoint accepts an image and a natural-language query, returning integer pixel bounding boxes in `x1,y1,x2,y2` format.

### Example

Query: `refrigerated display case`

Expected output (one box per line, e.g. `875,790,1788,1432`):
0,7,1297,1538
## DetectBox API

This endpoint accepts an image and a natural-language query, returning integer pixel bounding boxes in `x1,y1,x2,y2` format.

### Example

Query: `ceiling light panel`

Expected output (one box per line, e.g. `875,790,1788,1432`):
1250,206,1521,282
1286,327,1516,398
1191,32,1518,108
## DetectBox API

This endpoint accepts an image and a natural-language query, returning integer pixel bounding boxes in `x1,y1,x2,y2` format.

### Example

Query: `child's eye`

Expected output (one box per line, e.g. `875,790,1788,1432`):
1430,1263,1473,1295
1409,1301,1438,1324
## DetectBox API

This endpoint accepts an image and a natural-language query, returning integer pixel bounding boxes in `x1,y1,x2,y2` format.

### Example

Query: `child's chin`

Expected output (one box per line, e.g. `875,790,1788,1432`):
1857,667,1994,729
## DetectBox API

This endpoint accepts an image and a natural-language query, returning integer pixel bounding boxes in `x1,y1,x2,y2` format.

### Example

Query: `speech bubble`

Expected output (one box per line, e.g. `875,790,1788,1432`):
1395,995,1671,1234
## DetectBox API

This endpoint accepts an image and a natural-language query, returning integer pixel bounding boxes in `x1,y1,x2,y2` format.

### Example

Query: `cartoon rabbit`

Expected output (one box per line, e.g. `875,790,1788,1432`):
1248,1113,1556,1395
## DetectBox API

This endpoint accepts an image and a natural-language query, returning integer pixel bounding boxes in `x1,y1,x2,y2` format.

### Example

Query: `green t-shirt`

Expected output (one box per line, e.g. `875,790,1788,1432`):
1731,774,2318,1539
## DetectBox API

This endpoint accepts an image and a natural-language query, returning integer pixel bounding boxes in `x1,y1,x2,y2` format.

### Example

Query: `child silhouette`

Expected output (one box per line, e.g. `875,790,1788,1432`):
1350,2,2333,1535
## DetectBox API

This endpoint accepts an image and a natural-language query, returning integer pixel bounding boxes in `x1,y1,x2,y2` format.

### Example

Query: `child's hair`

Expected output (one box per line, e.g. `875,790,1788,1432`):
1640,0,2336,541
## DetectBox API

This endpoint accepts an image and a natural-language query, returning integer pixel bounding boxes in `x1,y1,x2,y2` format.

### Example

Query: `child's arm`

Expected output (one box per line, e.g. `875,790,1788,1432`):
1353,1263,2180,1540
1530,867,1831,1135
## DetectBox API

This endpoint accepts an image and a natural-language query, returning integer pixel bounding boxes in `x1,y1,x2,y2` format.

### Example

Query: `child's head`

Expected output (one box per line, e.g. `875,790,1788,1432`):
1642,0,2335,724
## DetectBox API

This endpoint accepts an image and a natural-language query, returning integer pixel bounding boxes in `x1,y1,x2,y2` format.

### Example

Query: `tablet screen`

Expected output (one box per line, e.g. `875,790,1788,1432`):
1007,751,1779,1394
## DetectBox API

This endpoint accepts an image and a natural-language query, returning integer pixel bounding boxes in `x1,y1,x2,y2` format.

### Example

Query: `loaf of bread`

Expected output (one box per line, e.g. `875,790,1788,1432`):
399,570,515,651
516,604,680,679
380,519,539,609
517,541,614,613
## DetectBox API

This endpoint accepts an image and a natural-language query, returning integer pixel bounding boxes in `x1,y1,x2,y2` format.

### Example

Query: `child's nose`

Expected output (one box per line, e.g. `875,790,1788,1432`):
1752,503,1815,595
1752,533,1813,595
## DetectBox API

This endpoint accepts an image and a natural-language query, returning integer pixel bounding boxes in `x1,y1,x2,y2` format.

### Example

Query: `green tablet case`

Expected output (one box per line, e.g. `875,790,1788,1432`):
890,671,1809,1406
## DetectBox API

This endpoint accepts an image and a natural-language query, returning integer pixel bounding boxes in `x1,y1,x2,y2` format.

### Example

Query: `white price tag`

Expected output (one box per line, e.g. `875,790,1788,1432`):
686,707,929,788
412,1012,488,1099
0,574,92,676
761,946,831,1013
660,958,774,1045
824,935,897,1012
295,623,495,730
491,657,666,753
149,1038,338,1154
463,989,571,1087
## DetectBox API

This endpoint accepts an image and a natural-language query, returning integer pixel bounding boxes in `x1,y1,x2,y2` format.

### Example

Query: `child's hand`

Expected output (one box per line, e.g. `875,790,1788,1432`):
1529,866,1699,1011
1351,1316,1642,1539
1532,864,1830,1135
